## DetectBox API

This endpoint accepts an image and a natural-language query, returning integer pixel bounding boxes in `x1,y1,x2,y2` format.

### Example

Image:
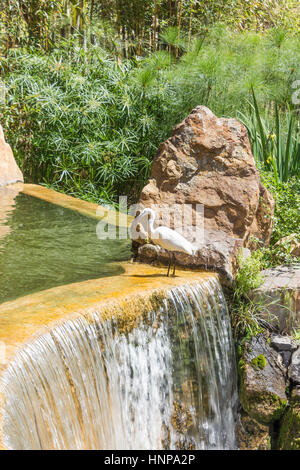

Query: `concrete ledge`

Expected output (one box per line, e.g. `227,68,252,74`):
22,184,132,227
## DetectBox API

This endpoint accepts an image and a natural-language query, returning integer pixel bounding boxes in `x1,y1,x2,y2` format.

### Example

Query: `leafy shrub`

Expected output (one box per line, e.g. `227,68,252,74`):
259,172,300,267
235,250,264,297
1,27,299,204
0,47,168,205
239,91,300,183
230,251,264,338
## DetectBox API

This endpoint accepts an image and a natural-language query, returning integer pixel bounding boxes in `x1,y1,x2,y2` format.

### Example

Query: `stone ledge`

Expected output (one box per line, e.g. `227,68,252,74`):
136,229,250,286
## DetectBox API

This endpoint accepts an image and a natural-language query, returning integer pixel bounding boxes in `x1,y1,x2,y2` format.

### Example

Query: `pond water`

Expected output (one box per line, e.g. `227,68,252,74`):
0,192,131,304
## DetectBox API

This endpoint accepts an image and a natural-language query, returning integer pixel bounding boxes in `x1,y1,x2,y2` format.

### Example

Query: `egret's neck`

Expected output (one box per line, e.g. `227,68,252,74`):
148,213,155,236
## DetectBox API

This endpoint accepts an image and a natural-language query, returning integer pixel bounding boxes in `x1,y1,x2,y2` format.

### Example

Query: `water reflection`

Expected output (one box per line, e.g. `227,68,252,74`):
0,183,23,243
0,192,131,303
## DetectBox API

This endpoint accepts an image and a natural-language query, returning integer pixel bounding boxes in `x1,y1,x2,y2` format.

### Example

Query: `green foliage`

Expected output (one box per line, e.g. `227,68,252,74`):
0,24,300,205
230,174,299,339
235,251,264,297
231,299,265,339
230,251,265,338
262,174,300,243
259,172,300,267
0,47,168,204
293,329,300,341
250,354,267,370
1,1,299,57
1,26,299,205
239,91,300,183
159,27,187,53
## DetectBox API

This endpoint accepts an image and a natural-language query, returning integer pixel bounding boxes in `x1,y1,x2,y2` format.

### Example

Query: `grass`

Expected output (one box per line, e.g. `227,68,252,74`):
258,172,300,267
230,250,265,338
239,91,300,183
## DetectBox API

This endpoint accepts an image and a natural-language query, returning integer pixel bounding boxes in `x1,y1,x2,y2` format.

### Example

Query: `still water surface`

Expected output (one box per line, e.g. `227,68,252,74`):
0,193,131,304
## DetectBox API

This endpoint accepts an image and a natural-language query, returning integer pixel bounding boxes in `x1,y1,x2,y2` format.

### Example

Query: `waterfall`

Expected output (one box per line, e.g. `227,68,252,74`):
1,277,238,450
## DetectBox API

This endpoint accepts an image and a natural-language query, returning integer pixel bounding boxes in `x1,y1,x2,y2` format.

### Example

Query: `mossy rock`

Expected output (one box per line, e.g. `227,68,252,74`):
239,334,287,424
250,354,267,370
236,411,271,450
278,388,300,450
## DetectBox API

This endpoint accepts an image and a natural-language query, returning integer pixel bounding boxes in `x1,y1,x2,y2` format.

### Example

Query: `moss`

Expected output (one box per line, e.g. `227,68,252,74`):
236,412,271,450
278,403,300,450
250,354,267,370
268,396,288,422
239,361,287,425
240,388,287,424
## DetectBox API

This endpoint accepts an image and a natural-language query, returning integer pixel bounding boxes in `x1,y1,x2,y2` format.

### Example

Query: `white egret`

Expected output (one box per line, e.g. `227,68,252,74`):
131,208,196,276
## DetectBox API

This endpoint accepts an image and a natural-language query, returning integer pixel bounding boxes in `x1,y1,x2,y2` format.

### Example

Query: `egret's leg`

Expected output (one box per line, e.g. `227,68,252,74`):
172,253,176,276
167,251,171,277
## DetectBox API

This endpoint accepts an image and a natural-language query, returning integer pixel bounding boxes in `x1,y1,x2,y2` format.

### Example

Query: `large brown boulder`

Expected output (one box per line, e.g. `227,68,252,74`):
0,126,23,187
134,106,274,283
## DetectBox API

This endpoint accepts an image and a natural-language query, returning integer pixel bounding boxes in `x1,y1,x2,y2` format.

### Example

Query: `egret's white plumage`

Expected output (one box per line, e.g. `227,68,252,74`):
131,208,196,276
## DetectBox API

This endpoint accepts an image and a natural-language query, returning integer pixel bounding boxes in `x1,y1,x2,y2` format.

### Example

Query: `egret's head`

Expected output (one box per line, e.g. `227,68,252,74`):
136,208,156,221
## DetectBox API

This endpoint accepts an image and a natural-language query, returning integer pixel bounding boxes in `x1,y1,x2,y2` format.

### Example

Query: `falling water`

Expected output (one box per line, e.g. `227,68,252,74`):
1,278,238,450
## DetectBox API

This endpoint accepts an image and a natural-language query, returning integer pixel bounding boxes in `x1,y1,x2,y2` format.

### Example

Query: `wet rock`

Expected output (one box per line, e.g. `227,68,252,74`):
289,348,300,385
0,126,23,187
133,106,273,282
251,265,300,333
270,335,297,368
236,411,271,450
278,386,300,450
270,334,294,352
280,351,292,368
239,334,287,424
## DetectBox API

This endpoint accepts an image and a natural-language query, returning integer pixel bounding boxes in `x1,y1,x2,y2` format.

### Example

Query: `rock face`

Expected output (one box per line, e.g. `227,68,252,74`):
270,334,298,367
289,348,300,385
136,235,248,285
239,334,287,425
278,387,300,450
0,126,23,187
133,106,274,283
251,265,300,333
236,411,271,450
